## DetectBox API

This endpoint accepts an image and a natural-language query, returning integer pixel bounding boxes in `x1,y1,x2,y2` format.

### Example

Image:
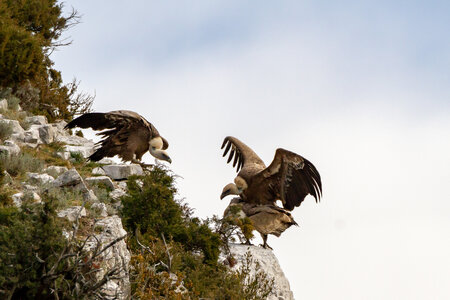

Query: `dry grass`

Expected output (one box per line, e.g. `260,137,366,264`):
23,142,70,168
0,152,44,178
0,122,13,141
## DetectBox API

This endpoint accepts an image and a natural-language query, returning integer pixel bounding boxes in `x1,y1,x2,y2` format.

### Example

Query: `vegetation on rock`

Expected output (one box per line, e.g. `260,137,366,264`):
121,167,274,299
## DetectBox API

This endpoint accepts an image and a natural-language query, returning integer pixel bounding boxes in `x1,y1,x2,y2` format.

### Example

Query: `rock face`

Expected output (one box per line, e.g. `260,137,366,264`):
57,206,87,222
0,107,295,299
0,99,7,110
0,105,133,299
102,164,143,180
0,139,21,156
228,244,295,300
85,176,115,190
89,216,130,299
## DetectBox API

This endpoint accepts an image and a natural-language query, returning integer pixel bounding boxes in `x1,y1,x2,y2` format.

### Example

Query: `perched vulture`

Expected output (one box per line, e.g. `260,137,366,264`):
220,136,322,211
224,198,298,249
65,110,171,164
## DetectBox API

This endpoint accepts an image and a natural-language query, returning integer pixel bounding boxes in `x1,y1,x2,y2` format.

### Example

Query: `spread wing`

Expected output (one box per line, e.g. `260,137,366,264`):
221,136,265,173
65,110,159,161
261,148,322,211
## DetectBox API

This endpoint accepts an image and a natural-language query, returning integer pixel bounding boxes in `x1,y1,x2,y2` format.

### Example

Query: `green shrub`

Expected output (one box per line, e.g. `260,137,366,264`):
0,1,94,121
122,167,274,298
70,151,84,163
0,200,66,299
121,168,221,264
0,191,127,299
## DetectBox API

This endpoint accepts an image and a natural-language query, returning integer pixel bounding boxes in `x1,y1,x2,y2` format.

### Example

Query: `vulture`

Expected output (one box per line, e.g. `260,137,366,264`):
65,110,171,164
220,136,322,211
224,197,298,249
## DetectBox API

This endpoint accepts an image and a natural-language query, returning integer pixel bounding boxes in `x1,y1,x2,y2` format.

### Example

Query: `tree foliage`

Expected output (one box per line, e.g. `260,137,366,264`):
0,0,93,121
121,167,274,299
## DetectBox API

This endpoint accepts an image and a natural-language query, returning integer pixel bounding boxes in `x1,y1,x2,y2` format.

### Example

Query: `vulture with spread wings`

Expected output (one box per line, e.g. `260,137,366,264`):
65,110,171,164
220,136,321,211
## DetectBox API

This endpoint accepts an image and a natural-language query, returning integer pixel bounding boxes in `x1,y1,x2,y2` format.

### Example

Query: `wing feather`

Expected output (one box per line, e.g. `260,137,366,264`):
66,110,168,162
221,136,265,173
261,148,322,210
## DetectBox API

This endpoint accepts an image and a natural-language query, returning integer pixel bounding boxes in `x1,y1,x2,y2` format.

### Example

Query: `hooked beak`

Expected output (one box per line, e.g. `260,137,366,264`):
166,157,172,164
220,191,229,200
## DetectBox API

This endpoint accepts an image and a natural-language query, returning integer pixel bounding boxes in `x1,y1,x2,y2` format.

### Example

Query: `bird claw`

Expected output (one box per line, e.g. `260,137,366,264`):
131,159,154,169
260,243,273,250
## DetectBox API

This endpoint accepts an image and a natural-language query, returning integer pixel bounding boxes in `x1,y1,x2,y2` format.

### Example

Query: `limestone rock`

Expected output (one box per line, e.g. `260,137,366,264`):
12,192,41,207
56,134,93,146
85,176,115,190
24,125,42,144
97,158,116,165
0,99,7,110
92,167,106,175
56,151,70,160
88,216,130,299
117,181,128,190
91,202,108,217
109,188,127,201
228,244,294,300
64,144,94,159
52,168,85,188
57,206,87,222
52,169,99,202
26,172,55,185
83,189,98,202
102,164,143,180
38,124,55,144
25,115,48,125
0,119,24,142
44,166,69,176
22,184,39,192
11,193,23,207
0,139,21,156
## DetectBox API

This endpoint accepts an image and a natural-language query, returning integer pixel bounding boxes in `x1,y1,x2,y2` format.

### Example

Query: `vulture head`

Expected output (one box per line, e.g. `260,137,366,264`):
149,137,172,163
220,177,247,199
220,183,241,200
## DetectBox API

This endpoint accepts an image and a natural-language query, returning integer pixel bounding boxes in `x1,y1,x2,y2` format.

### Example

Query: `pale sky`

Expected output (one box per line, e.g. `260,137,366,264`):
53,1,450,299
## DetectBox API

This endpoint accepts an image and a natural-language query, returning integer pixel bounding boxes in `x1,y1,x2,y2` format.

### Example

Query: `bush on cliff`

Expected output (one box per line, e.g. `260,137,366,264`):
120,166,274,299
0,0,93,121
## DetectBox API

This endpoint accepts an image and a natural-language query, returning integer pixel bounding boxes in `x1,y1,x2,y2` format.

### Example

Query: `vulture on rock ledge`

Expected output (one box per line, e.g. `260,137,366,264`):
220,136,322,211
65,110,171,165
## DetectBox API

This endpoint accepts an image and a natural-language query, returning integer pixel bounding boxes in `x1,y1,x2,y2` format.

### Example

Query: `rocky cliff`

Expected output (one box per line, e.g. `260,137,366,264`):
0,99,295,299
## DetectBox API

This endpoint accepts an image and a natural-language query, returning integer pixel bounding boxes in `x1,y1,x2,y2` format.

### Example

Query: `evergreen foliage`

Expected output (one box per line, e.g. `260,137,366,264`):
121,168,221,264
0,0,93,121
0,198,66,298
121,167,274,299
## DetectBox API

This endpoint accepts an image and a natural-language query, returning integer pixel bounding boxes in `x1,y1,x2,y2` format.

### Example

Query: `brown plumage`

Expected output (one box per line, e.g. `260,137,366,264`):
65,110,171,164
220,136,322,211
224,198,298,249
